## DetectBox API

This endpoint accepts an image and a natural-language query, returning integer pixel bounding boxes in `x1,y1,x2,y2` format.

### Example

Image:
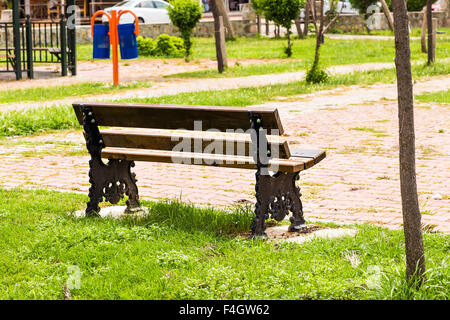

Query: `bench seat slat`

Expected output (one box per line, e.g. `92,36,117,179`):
101,147,315,173
100,129,291,159
290,148,326,165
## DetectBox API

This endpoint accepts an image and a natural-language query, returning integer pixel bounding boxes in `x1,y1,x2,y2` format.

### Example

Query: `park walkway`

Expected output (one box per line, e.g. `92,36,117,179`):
0,73,448,233
0,61,397,113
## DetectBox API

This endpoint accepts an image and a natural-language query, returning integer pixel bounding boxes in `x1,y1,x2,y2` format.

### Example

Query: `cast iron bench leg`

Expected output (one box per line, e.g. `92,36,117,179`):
251,170,306,238
81,105,140,216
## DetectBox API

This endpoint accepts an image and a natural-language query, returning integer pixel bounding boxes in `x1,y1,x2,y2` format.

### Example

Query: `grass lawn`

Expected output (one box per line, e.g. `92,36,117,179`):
329,27,450,38
1,62,448,138
415,89,450,104
77,36,450,78
120,63,449,107
0,187,448,300
0,81,152,105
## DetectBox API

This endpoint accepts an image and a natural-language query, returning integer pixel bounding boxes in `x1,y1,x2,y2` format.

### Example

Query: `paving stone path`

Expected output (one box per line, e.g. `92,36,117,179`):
1,73,448,233
0,61,397,113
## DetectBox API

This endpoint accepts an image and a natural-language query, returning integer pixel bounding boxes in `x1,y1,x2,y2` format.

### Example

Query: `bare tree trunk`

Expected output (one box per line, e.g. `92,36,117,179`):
427,0,433,64
210,0,228,72
212,0,235,39
313,0,324,67
380,0,394,31
257,14,261,35
303,1,310,36
392,0,426,282
294,18,302,37
421,7,427,53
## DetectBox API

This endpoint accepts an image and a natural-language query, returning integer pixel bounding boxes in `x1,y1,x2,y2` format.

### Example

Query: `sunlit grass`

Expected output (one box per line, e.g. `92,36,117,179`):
0,187,448,300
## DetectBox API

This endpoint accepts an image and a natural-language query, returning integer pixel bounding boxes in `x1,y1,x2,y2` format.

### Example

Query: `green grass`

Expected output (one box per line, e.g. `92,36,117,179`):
0,104,80,137
117,62,450,106
163,36,449,78
1,62,448,138
0,81,152,105
329,27,450,38
0,187,448,299
415,89,450,104
77,36,450,78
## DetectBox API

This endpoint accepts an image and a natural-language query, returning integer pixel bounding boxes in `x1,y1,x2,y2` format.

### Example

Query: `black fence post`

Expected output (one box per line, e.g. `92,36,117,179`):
60,15,68,76
67,0,77,75
25,15,34,79
12,0,22,80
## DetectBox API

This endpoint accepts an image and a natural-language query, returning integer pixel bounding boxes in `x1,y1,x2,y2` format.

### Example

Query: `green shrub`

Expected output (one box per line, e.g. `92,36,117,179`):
350,0,429,13
137,34,185,57
137,36,156,56
253,0,305,57
406,0,427,12
306,63,329,84
154,34,185,57
167,0,203,61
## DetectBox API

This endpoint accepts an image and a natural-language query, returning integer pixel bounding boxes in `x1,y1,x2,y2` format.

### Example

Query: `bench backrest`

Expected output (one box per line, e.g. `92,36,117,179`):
73,102,284,133
73,102,291,159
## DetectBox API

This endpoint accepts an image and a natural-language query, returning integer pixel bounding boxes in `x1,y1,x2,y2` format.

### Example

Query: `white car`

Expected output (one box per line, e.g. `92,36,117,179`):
300,0,359,21
102,0,172,25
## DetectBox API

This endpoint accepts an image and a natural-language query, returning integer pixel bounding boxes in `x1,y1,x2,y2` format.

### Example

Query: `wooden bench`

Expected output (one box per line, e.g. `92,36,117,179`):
73,102,326,238
0,47,64,62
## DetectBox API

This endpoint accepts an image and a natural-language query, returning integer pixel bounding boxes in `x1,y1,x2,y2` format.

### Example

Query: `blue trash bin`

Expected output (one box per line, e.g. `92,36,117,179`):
93,24,110,59
118,23,138,60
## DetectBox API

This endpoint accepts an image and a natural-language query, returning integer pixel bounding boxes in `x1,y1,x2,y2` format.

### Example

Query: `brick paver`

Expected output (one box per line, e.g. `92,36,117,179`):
0,76,448,233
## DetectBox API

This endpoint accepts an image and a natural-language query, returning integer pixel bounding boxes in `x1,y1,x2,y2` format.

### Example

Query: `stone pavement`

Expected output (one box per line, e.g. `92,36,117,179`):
0,75,448,233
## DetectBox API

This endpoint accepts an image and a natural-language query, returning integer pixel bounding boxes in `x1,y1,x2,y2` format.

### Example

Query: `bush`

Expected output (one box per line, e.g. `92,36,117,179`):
406,0,427,12
137,36,155,56
350,0,429,13
306,64,329,84
154,34,185,57
253,0,305,57
137,35,185,58
167,0,203,61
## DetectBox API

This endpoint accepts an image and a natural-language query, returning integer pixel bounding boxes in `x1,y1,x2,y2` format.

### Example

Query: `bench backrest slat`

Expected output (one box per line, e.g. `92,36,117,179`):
73,102,284,134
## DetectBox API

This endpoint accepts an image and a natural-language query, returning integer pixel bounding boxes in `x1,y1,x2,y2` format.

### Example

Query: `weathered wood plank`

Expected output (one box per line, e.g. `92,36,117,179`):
73,102,284,134
290,148,326,164
101,147,312,173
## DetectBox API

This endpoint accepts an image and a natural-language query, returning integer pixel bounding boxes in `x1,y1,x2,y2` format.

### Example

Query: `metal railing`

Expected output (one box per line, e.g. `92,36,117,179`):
0,14,76,80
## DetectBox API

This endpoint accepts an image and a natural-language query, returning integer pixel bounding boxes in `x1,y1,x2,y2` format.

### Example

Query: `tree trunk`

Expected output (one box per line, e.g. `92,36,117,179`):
257,14,261,35
303,1,310,36
294,18,302,37
213,15,228,73
427,0,433,64
287,28,292,56
391,0,426,282
313,0,324,67
380,0,394,31
421,7,427,53
212,0,234,40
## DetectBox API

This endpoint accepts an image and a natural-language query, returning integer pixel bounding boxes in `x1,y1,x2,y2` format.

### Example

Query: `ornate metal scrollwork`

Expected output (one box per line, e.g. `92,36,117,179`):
251,170,306,238
81,105,140,217
249,112,306,238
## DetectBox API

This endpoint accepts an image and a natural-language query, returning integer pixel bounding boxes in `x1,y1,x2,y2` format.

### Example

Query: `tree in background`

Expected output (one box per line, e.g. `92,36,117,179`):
168,0,203,61
391,0,426,282
252,0,304,57
349,0,393,31
251,0,266,34
305,0,342,83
